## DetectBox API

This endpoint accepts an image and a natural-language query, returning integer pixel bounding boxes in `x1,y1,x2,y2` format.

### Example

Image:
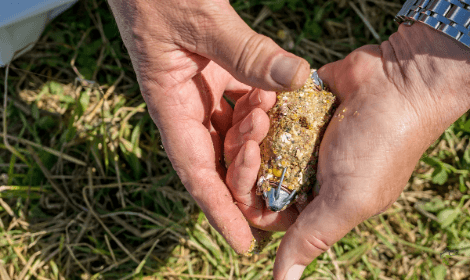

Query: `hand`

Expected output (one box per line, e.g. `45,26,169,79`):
226,22,470,279
107,0,311,254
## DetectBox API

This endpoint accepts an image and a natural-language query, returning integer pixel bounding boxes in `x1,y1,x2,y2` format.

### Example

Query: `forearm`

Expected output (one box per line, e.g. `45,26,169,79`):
381,22,470,135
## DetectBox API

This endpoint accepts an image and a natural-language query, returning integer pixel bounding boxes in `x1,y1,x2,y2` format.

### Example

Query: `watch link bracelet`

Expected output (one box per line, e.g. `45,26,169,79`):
395,0,470,47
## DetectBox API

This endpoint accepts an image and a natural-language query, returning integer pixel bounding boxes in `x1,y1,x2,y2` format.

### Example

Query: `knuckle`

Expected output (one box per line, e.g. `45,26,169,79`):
233,33,277,80
251,107,268,121
339,45,383,90
290,223,331,263
346,45,379,71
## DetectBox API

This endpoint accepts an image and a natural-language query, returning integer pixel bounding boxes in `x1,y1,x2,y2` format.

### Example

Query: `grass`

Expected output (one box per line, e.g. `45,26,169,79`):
0,0,469,279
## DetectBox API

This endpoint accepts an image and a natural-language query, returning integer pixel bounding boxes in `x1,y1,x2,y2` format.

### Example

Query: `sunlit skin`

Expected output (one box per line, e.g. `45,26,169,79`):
108,0,470,279
107,0,310,255
226,23,470,279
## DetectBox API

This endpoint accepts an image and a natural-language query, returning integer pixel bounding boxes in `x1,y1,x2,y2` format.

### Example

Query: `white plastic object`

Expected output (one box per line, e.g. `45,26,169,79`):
0,0,78,67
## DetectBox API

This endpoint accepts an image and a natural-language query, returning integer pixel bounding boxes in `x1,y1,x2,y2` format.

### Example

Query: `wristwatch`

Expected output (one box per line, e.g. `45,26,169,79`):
395,0,470,47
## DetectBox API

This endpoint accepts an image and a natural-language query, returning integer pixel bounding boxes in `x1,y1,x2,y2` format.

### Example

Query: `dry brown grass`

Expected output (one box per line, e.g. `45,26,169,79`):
0,0,469,279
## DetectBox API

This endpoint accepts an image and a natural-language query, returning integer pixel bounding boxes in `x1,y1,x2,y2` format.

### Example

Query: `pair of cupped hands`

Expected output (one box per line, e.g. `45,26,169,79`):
109,0,470,279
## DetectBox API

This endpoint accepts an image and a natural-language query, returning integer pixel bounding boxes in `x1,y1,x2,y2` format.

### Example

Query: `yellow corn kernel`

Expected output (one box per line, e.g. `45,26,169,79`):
273,168,282,177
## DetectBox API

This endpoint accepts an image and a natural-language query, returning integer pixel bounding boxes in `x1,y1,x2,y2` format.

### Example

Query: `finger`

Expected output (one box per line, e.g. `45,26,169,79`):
200,62,244,139
201,61,242,101
209,123,226,179
143,71,255,254
224,77,253,103
224,108,270,167
232,88,276,125
227,141,298,231
160,118,255,253
226,140,263,212
176,1,310,92
211,97,233,140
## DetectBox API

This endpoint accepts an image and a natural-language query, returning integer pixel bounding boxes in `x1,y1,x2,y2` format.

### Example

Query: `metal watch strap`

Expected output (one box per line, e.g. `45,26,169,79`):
395,0,470,47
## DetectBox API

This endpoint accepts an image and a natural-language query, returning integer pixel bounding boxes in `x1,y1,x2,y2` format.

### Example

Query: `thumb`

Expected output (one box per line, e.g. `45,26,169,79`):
272,193,369,280
191,2,310,91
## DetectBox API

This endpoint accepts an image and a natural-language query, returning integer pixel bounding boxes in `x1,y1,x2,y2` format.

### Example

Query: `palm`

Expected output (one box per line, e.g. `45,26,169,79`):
138,47,275,251
316,74,419,223
141,49,237,174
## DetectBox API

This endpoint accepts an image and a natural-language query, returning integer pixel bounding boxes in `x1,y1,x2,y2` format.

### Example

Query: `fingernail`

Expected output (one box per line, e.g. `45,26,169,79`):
270,56,302,88
239,113,253,135
249,89,262,106
284,264,305,280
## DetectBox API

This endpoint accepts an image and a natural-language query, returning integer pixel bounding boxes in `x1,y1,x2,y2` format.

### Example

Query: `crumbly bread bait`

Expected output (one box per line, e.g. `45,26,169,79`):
256,69,336,212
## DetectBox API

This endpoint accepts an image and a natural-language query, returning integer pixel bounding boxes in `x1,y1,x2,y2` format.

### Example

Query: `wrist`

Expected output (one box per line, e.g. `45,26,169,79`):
381,22,470,133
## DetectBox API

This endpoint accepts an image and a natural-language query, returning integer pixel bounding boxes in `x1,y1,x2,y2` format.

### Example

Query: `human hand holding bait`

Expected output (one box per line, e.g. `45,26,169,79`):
108,0,311,255
225,69,336,235
226,22,470,279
